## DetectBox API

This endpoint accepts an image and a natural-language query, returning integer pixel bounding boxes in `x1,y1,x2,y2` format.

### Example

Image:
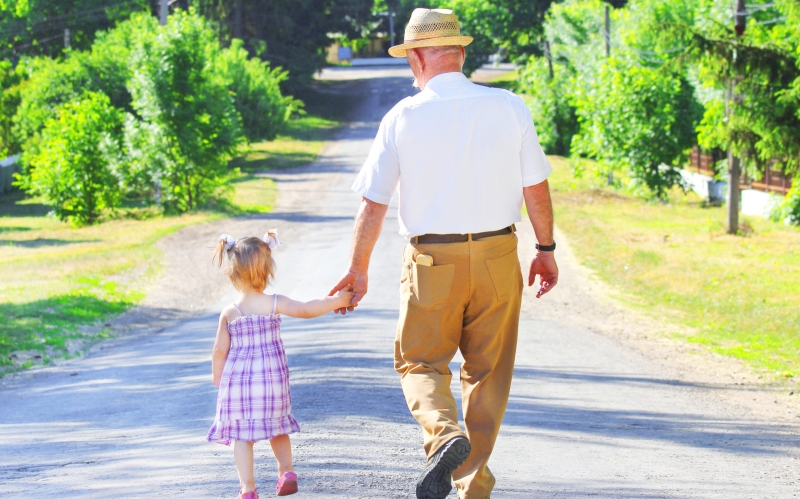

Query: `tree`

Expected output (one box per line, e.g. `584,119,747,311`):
425,0,555,74
0,60,22,157
217,39,299,143
193,0,374,85
125,9,243,213
571,58,701,198
517,56,577,155
0,0,149,60
17,91,123,226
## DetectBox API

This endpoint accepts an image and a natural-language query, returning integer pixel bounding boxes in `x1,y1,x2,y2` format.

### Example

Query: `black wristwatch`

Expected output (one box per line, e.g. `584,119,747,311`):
536,242,556,252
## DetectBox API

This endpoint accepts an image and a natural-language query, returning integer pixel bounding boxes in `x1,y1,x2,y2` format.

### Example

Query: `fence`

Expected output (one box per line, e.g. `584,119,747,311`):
686,146,793,196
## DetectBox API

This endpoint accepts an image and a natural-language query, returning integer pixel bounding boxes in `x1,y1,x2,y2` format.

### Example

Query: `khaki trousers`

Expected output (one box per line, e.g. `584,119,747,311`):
395,233,522,499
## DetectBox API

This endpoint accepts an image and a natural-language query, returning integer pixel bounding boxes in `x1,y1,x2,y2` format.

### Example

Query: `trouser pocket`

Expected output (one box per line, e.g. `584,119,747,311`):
410,261,455,310
485,247,523,302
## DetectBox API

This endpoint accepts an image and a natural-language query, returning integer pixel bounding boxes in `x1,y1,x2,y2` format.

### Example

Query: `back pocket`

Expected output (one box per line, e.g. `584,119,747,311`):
410,262,455,310
485,248,522,302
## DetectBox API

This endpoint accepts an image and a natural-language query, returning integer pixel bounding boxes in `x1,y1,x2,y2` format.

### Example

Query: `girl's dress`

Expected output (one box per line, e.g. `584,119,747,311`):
207,294,300,445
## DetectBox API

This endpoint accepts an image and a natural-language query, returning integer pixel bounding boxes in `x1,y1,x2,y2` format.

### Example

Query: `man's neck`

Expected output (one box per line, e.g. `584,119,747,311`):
417,65,462,90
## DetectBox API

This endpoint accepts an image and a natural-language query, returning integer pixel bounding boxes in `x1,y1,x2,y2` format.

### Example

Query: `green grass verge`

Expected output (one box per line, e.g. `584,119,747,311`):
0,103,344,375
548,156,800,379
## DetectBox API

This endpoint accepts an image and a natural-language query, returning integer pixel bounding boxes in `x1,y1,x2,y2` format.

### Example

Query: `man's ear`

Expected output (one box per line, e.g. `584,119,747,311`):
461,46,466,64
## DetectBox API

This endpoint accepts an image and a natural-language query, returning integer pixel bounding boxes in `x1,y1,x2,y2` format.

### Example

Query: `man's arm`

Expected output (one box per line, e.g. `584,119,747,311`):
329,197,390,314
523,180,559,298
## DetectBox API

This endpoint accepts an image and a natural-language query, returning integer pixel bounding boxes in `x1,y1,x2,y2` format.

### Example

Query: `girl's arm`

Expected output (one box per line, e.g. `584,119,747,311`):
277,292,355,319
211,312,231,387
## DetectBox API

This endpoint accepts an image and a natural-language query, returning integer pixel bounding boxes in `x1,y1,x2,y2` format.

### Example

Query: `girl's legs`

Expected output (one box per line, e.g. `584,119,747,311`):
270,434,294,476
233,440,256,493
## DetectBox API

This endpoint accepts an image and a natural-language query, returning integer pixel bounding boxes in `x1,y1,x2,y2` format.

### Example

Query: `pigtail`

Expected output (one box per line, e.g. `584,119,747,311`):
213,234,236,268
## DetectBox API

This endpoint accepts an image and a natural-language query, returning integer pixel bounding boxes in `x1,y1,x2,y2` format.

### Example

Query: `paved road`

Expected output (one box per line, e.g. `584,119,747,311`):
1,67,799,498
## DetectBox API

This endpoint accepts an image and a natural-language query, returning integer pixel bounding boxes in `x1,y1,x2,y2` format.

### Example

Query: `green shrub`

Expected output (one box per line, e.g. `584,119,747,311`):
571,58,701,198
17,92,123,226
0,59,22,157
125,10,243,213
217,39,298,143
517,56,578,156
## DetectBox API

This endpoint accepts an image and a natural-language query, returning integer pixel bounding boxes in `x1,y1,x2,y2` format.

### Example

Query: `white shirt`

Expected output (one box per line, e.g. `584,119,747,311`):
352,71,551,239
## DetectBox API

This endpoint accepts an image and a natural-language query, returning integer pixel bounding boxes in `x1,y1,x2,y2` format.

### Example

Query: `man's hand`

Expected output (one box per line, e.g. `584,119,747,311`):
329,269,368,315
528,251,558,298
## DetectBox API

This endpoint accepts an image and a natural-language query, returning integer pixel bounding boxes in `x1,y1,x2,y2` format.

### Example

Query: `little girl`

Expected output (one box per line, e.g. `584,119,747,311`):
206,230,353,498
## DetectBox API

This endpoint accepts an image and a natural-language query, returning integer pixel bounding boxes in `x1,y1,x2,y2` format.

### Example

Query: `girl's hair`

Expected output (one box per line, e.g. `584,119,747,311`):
213,236,276,292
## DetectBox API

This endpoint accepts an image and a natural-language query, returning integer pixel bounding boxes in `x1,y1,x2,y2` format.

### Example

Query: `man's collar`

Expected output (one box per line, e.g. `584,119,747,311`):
424,71,468,91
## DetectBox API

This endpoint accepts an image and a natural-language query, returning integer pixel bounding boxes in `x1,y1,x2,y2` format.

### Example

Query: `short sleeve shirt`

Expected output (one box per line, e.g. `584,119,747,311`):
352,71,551,239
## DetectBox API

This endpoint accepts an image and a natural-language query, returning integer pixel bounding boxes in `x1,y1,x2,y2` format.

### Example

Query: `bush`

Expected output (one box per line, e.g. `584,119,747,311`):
0,60,22,157
517,56,578,156
125,10,243,213
17,92,123,226
571,58,701,198
217,39,298,143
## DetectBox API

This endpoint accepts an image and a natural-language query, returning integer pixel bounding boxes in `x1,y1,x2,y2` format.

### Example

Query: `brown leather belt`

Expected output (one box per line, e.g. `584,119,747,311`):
411,225,516,245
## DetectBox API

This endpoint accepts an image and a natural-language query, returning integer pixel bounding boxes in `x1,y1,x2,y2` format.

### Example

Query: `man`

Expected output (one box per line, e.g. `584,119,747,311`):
329,8,559,499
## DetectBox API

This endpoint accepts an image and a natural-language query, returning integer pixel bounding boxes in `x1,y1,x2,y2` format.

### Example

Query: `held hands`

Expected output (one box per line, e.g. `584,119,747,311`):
335,289,357,310
528,250,559,298
328,269,368,315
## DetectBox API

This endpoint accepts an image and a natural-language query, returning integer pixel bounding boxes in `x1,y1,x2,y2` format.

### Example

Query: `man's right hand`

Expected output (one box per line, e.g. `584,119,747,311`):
329,269,368,315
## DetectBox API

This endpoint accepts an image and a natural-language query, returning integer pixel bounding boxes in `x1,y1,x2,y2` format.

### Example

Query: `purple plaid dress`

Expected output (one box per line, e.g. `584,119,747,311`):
207,295,300,445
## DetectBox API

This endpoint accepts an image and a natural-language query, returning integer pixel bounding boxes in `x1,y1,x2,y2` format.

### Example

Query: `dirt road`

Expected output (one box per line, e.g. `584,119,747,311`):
1,67,798,498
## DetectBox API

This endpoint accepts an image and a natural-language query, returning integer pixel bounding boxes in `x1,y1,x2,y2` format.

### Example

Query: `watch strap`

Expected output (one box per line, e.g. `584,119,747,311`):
536,242,556,252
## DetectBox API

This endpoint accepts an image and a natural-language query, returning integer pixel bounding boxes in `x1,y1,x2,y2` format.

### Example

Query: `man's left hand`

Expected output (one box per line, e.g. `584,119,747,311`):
528,251,558,298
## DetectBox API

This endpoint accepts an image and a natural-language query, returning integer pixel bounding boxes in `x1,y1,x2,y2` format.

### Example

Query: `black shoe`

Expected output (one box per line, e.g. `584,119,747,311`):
415,436,471,499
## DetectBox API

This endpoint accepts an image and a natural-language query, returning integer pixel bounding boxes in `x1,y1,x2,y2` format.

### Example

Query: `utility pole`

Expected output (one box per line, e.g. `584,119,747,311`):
234,0,243,39
727,0,746,234
604,5,613,185
159,0,168,25
64,28,70,49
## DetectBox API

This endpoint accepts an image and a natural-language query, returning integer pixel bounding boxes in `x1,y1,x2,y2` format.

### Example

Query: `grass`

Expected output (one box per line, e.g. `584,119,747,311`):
547,156,800,379
0,88,349,375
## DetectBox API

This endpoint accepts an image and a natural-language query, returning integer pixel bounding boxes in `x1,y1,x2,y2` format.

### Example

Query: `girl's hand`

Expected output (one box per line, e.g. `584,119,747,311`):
336,290,356,309
212,373,221,387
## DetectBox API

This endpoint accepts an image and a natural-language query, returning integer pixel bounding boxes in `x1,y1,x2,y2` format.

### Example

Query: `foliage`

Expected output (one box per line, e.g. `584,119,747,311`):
571,58,701,198
217,39,299,143
17,91,123,226
516,0,799,210
0,0,150,60
8,9,294,221
517,57,576,155
193,0,375,85
422,0,551,74
0,60,22,157
124,9,243,213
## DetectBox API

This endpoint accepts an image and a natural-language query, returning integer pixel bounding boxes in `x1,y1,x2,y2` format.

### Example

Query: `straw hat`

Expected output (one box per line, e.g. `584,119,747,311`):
388,8,473,58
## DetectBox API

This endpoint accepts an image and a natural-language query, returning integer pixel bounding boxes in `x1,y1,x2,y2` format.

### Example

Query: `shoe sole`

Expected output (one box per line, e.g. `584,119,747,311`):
276,480,297,496
415,437,471,499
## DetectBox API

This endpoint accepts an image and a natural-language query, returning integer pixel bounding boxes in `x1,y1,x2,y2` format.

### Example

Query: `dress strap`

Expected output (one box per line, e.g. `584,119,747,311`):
232,302,243,317
272,294,278,315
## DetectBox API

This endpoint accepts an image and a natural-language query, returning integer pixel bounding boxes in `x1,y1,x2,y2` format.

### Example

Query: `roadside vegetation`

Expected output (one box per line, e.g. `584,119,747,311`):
547,155,800,379
0,96,346,375
514,0,800,221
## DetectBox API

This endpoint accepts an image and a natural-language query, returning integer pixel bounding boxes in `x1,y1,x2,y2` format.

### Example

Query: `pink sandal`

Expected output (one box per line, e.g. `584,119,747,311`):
238,489,258,499
276,472,298,496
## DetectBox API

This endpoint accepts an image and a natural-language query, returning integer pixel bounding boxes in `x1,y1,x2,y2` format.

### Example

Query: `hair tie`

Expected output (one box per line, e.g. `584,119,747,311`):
263,229,282,250
218,233,235,251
